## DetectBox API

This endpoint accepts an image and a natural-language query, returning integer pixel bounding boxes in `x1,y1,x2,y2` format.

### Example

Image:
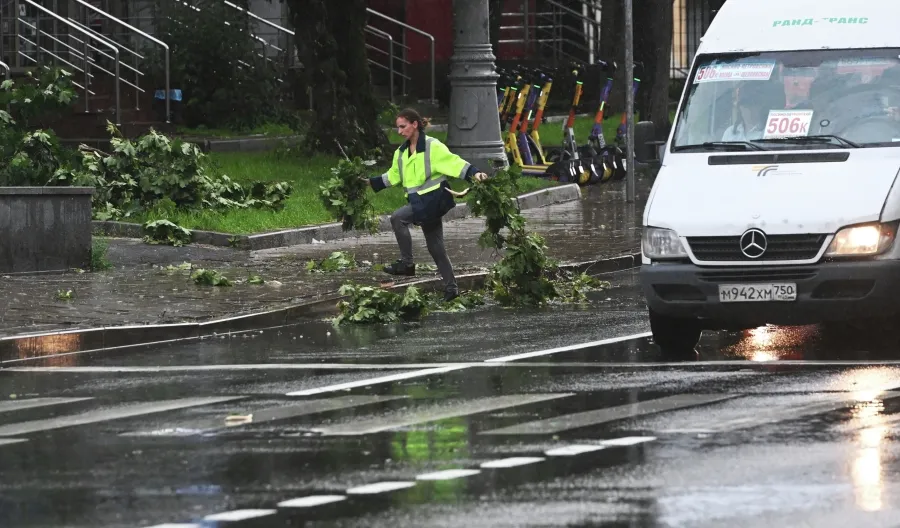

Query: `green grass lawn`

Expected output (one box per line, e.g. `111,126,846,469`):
135,152,557,235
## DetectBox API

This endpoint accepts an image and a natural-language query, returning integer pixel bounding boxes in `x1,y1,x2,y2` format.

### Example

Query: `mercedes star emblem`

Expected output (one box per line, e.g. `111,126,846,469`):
740,229,768,259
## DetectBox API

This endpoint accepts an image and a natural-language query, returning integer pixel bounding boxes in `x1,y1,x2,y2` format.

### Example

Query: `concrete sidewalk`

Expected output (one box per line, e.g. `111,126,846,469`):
0,177,650,339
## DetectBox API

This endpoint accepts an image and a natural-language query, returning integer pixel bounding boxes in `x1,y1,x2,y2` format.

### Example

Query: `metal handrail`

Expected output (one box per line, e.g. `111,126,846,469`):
63,32,143,79
22,0,120,124
366,7,435,103
364,25,395,103
66,18,143,60
173,1,282,69
222,0,293,35
544,0,599,28
70,0,169,121
0,60,9,80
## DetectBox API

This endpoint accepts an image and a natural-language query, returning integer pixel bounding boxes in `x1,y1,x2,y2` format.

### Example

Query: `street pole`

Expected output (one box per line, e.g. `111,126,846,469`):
446,0,508,174
624,0,636,203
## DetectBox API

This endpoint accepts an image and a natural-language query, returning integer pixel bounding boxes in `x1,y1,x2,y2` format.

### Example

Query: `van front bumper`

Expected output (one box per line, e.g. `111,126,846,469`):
640,260,900,328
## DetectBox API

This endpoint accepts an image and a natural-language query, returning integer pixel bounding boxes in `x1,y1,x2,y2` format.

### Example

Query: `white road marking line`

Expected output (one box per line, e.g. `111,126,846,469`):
313,393,573,436
545,444,607,456
286,366,467,396
480,394,733,436
0,397,92,413
277,495,347,508
484,332,653,363
600,436,657,446
480,457,545,468
16,359,900,374
346,481,416,495
0,397,243,436
0,439,27,447
416,469,481,481
203,509,277,522
143,524,201,528
4,364,448,372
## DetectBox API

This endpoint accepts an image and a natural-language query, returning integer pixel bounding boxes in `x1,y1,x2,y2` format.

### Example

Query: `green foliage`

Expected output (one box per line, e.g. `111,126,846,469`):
51,123,292,221
306,251,358,273
191,268,233,287
436,290,487,313
488,231,558,306
56,289,74,300
334,284,428,325
0,67,78,128
554,270,611,303
467,165,526,250
320,157,379,233
0,67,77,186
148,0,287,130
247,274,265,285
466,165,559,306
469,165,610,306
90,238,112,271
143,219,193,247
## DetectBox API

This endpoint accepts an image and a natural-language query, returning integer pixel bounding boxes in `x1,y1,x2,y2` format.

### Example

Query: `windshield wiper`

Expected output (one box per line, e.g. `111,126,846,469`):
673,141,765,152
755,135,861,149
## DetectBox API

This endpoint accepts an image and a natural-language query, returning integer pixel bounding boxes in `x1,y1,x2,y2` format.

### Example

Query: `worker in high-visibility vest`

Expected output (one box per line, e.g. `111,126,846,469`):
368,108,488,302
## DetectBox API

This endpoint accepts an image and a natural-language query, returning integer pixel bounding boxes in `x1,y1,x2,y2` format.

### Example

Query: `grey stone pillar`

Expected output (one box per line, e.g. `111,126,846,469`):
446,0,508,174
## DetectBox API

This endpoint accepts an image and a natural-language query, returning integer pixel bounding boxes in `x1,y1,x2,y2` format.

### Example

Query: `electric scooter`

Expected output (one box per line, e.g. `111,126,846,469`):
609,61,643,181
524,70,554,166
504,72,540,172
545,66,583,163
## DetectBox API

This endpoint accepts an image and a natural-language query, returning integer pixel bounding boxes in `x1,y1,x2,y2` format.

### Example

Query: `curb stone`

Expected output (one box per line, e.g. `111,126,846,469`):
0,251,641,365
92,183,582,251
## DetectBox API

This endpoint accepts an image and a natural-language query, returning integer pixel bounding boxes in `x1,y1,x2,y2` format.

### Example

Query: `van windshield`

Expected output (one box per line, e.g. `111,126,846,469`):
671,49,900,151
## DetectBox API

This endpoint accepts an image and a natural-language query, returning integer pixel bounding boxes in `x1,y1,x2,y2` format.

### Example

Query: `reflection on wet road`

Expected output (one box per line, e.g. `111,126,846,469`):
3,270,900,527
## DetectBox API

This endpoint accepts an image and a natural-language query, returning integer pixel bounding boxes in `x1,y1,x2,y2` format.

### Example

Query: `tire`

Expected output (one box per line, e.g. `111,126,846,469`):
649,308,702,359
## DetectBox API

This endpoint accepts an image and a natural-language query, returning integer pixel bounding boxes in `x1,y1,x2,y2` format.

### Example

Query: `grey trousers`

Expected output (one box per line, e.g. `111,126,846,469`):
390,204,457,293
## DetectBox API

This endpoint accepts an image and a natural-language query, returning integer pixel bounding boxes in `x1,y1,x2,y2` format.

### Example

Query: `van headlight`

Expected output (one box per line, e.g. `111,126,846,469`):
642,227,688,259
825,222,897,256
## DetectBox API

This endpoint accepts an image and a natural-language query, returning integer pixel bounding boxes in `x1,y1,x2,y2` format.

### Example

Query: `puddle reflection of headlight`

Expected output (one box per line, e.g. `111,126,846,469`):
850,397,887,512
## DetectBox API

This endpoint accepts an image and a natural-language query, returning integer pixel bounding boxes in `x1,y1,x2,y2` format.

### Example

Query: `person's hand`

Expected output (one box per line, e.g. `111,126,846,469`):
359,177,371,186
473,172,488,182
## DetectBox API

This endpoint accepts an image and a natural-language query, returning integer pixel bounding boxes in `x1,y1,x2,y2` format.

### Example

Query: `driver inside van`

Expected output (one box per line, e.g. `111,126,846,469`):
721,86,768,141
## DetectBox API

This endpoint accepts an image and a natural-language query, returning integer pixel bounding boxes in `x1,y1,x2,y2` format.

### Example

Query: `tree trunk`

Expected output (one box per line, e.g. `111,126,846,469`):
634,0,674,139
598,0,627,113
287,0,387,157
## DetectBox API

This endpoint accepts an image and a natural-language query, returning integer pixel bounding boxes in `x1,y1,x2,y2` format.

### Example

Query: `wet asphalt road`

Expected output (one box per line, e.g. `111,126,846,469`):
4,269,900,527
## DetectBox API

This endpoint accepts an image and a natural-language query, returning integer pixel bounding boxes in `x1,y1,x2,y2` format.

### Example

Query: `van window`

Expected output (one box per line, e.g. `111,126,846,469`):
671,49,900,151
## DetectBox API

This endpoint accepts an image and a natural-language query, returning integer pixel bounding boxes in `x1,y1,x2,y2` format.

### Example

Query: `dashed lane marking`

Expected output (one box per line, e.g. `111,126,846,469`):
203,509,277,522
277,495,347,508
346,481,416,495
416,469,481,481
480,457,546,468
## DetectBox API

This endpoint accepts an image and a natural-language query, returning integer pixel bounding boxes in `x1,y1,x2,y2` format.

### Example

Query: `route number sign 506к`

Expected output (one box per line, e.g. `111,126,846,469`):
764,110,814,139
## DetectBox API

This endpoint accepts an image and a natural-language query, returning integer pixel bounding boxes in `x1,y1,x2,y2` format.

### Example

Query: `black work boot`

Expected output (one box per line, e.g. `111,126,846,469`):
383,260,416,277
443,289,460,303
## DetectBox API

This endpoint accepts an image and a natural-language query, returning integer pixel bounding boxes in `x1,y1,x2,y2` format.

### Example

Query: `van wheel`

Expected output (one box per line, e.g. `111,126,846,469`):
649,309,702,359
